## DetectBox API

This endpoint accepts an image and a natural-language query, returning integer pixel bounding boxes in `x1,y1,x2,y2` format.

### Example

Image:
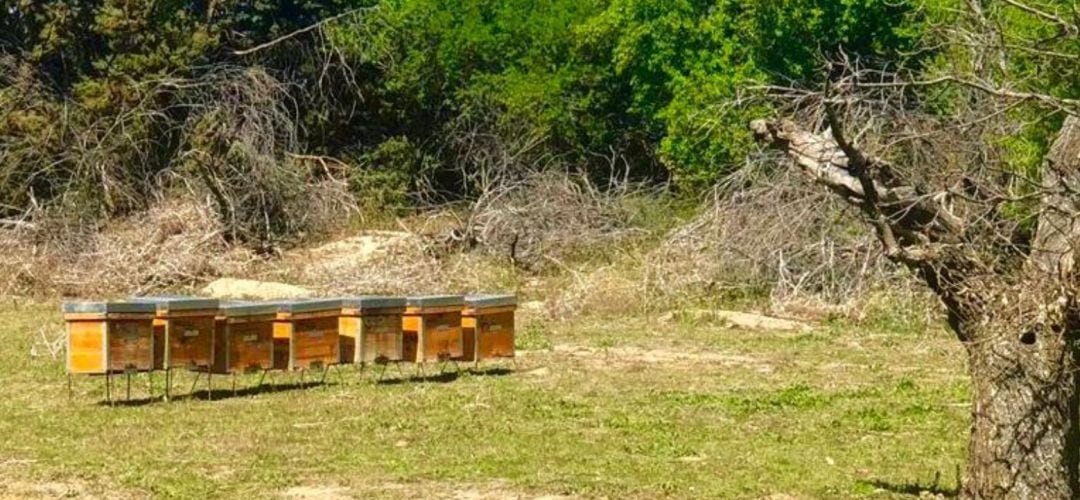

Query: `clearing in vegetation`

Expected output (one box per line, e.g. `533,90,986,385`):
2,302,966,498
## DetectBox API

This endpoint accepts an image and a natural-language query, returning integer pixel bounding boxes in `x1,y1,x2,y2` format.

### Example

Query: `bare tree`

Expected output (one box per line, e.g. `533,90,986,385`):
751,67,1079,500
749,1,1080,495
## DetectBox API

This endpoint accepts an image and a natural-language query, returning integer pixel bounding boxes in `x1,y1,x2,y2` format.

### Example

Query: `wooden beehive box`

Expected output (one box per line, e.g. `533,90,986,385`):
131,296,220,371
63,301,158,374
274,300,341,371
402,295,465,363
462,294,517,362
339,296,407,365
215,302,278,374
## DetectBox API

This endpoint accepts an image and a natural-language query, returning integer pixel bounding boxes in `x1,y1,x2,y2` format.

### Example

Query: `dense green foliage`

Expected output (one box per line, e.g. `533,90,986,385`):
1,0,1074,245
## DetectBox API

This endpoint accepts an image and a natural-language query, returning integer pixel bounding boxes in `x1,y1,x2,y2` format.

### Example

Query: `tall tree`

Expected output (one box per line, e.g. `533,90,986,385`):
751,0,1079,495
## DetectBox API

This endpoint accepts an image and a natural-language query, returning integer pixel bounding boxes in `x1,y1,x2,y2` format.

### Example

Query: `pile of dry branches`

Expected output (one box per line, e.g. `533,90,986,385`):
0,198,256,298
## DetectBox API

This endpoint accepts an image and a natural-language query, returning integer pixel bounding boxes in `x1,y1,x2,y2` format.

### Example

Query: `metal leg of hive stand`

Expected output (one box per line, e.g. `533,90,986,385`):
375,362,388,382
231,372,238,397
189,370,202,397
207,370,213,401
147,371,154,400
318,365,330,388
268,370,280,392
105,373,112,406
125,371,132,402
67,374,73,403
164,368,171,402
333,364,346,387
299,369,306,389
256,369,268,392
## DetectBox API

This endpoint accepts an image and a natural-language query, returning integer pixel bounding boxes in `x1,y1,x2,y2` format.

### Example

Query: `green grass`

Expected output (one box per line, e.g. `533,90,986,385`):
0,303,969,498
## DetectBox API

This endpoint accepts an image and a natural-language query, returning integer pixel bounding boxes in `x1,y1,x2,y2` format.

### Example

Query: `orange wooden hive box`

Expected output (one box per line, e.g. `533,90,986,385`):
273,300,341,371
131,296,220,372
63,301,158,375
214,302,278,374
338,296,407,366
402,295,465,363
462,294,517,363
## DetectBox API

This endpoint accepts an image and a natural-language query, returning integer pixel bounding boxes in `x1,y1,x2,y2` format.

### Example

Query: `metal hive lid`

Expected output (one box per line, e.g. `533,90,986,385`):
339,296,407,309
129,295,219,312
220,301,279,317
465,294,517,308
405,295,464,308
277,299,342,314
62,301,157,315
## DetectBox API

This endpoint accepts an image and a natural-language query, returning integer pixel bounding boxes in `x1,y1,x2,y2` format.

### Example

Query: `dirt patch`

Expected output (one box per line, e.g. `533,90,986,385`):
278,230,445,294
303,232,420,263
522,344,775,373
283,481,576,500
282,485,352,499
658,309,813,332
0,479,144,499
201,277,313,300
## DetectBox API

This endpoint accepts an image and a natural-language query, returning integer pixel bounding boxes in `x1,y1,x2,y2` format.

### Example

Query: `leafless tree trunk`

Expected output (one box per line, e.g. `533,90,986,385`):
752,115,1080,498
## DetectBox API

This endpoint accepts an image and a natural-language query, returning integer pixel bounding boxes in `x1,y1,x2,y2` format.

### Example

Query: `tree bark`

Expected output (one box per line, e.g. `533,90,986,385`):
958,296,1080,498
751,116,1080,499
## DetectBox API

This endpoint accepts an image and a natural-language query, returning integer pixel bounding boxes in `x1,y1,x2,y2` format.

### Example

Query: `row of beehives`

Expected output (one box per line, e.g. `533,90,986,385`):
63,294,515,382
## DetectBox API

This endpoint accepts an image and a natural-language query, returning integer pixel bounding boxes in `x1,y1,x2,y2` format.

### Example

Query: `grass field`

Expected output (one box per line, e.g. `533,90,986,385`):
0,302,969,499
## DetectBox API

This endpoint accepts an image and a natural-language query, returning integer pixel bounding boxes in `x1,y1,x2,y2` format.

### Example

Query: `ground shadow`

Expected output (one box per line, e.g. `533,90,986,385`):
375,371,461,385
466,367,515,377
862,478,959,498
88,365,518,404
93,379,327,407
373,365,516,385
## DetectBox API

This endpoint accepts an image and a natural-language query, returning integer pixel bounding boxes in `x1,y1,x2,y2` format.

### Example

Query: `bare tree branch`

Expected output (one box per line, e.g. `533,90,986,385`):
232,7,377,57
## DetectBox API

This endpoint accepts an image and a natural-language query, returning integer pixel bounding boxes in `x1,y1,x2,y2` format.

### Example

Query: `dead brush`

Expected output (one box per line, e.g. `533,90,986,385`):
437,170,655,271
643,160,913,318
0,197,257,298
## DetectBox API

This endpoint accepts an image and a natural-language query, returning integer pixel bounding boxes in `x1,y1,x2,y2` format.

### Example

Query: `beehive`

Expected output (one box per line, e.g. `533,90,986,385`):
274,300,341,371
63,301,158,374
402,295,465,363
462,294,517,362
339,296,407,365
132,296,220,371
215,302,277,374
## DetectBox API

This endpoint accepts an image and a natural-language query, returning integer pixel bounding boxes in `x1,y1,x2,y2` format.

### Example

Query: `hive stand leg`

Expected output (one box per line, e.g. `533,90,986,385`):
318,365,330,388
268,370,280,392
207,370,213,401
332,364,346,387
146,371,154,400
189,370,202,397
375,362,389,382
232,372,238,397
67,374,73,403
125,371,132,402
256,369,269,392
299,369,306,389
105,373,112,407
164,368,172,402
